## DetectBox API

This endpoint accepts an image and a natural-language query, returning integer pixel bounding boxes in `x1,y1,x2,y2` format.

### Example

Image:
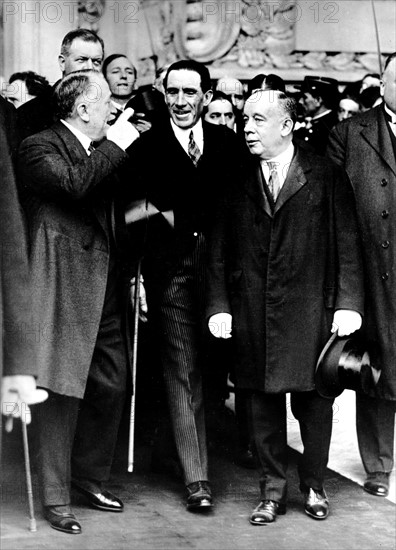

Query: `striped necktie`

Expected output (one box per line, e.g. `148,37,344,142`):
267,162,280,201
88,142,95,155
188,130,201,167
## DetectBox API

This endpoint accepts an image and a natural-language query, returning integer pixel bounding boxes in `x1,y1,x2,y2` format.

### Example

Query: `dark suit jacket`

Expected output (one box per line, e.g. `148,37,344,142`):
125,119,242,300
0,96,19,160
16,85,56,142
328,106,396,400
18,122,128,398
0,118,33,380
206,146,364,393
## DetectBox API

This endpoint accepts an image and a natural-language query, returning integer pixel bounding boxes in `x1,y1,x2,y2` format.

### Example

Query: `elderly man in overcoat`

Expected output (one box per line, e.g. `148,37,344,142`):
17,70,139,534
207,90,364,524
327,52,396,498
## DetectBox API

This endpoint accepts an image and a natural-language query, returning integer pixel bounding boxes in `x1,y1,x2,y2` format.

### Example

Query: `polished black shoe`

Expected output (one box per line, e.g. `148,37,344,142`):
303,488,329,520
72,480,124,512
186,481,213,511
44,505,81,534
249,500,286,525
364,472,390,497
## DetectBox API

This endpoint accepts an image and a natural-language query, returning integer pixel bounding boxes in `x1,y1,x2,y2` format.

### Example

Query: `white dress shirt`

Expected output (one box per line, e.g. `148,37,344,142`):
260,142,295,191
171,119,204,156
384,104,396,137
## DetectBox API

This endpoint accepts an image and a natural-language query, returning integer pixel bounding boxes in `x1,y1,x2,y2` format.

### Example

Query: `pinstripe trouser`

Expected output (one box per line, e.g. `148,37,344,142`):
159,234,208,485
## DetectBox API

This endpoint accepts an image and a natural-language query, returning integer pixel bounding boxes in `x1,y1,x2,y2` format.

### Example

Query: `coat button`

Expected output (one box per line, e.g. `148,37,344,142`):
381,178,388,186
382,240,390,248
381,210,389,218
381,272,389,281
82,244,90,251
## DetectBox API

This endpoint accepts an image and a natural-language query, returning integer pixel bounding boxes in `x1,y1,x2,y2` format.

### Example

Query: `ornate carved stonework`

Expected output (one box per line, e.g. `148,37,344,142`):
77,0,106,32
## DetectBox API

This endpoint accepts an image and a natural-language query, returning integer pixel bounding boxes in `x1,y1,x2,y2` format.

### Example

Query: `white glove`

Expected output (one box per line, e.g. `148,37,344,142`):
107,107,140,150
130,275,148,323
331,309,362,337
208,313,232,339
1,375,48,430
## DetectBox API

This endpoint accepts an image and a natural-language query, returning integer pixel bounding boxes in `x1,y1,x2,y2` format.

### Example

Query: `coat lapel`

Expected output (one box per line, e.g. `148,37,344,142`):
244,158,272,218
51,122,108,235
273,148,309,215
360,107,396,177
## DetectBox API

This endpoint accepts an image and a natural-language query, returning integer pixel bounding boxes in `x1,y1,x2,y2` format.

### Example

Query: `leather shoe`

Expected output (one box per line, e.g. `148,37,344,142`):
364,472,390,497
186,481,213,511
72,479,123,512
303,488,329,520
249,500,286,525
44,505,81,534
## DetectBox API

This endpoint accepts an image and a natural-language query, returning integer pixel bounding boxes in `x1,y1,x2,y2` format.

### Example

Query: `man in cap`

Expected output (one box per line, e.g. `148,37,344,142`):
295,76,339,155
327,52,396,498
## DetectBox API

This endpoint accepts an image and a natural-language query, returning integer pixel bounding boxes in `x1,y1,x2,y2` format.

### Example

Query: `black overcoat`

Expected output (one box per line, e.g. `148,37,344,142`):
206,147,364,393
18,122,128,398
328,106,396,400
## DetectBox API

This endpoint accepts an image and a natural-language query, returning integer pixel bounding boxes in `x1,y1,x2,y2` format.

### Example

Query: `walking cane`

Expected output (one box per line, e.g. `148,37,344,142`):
128,260,141,472
21,418,37,532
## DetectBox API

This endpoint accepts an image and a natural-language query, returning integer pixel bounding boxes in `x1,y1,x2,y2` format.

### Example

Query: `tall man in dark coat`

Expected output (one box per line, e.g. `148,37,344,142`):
126,60,240,511
327,52,396,498
18,70,139,534
207,90,364,524
0,97,47,450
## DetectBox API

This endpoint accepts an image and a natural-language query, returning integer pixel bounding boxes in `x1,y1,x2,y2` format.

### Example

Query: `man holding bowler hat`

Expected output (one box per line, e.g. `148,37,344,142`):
207,90,364,524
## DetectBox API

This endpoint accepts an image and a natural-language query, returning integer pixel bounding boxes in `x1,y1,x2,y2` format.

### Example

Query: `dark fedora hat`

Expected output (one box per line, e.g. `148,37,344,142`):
315,332,381,399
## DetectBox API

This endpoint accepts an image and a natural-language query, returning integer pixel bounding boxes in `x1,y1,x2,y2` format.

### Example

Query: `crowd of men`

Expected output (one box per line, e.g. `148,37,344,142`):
0,27,395,535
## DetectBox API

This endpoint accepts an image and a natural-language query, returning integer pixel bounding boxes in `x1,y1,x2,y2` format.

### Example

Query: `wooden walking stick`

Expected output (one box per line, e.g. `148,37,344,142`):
128,260,141,473
21,417,36,532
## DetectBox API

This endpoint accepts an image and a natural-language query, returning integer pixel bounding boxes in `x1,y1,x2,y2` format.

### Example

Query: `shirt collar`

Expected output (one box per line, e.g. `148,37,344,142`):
384,104,396,124
171,118,203,142
61,120,92,154
263,142,294,170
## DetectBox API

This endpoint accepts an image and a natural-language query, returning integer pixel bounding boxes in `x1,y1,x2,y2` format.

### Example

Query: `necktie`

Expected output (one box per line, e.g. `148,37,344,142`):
188,130,201,167
88,142,95,155
267,162,280,201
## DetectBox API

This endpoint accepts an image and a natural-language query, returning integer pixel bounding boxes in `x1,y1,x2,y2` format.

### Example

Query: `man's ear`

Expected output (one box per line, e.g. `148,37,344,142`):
203,89,213,107
58,54,66,74
76,102,89,123
281,118,294,137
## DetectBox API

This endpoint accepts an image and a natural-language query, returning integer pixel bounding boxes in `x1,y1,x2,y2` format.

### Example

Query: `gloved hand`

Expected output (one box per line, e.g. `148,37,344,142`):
208,313,232,339
1,375,48,430
331,309,362,337
130,275,148,323
107,107,140,150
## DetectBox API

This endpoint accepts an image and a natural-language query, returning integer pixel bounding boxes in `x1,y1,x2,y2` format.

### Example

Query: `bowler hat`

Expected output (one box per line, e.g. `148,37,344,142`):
315,332,381,399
